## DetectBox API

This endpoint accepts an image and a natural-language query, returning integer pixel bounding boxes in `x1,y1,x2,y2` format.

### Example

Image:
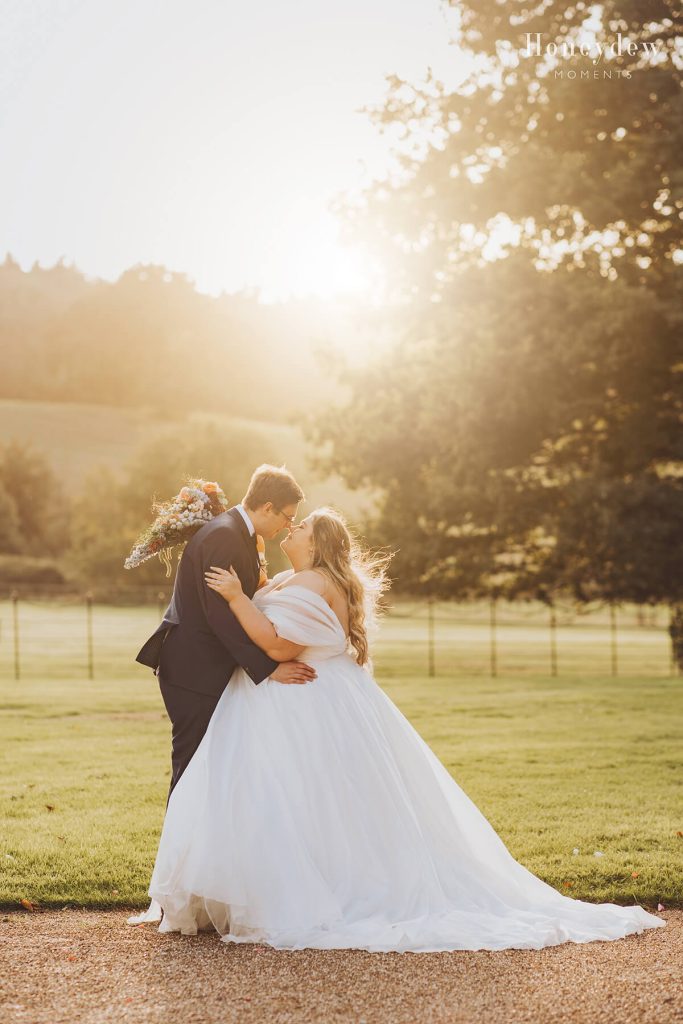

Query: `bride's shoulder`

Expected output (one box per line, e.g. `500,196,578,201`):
269,569,295,585
255,568,294,600
286,569,328,597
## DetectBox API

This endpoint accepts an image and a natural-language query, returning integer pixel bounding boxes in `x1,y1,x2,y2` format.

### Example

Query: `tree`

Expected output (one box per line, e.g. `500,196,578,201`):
347,0,682,292
0,481,22,554
0,441,70,556
316,0,683,659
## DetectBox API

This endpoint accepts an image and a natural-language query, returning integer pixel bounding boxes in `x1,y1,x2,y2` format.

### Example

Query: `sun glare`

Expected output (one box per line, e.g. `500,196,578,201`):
254,210,376,302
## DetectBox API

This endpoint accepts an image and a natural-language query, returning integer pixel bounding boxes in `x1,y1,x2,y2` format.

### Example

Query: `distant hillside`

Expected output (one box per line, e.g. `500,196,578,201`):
0,398,370,518
0,255,376,420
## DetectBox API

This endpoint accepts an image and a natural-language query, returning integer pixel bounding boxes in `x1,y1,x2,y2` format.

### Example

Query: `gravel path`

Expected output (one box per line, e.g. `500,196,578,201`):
1,909,680,1024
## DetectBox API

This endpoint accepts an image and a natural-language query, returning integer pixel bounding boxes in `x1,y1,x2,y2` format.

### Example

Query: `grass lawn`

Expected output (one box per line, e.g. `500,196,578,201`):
1,662,681,911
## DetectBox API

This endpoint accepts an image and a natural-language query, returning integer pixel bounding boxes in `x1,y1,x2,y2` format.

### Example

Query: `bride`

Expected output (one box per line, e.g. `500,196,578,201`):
141,507,665,952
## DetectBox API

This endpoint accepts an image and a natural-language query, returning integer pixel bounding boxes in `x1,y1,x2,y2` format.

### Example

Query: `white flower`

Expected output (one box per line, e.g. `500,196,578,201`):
593,850,604,858
572,848,580,856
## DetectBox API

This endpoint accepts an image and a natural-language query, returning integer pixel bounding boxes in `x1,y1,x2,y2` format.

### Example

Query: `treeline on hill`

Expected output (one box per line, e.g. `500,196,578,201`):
0,255,361,418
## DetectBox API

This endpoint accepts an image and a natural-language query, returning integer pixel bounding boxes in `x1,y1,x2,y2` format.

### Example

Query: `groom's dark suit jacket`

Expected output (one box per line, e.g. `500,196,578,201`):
136,507,278,697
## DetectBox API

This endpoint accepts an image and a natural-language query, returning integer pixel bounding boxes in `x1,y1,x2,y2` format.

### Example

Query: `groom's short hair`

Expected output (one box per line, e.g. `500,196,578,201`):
243,465,304,511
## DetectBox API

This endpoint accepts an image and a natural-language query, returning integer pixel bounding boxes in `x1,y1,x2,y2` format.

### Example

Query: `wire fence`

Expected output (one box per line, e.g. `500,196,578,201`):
0,586,678,681
376,597,676,680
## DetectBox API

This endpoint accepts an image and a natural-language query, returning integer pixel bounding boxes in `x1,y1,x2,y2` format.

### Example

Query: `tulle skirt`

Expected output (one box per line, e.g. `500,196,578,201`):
148,655,665,952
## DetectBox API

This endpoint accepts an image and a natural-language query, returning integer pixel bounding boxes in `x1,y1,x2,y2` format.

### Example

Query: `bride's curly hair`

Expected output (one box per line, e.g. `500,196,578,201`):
308,508,392,666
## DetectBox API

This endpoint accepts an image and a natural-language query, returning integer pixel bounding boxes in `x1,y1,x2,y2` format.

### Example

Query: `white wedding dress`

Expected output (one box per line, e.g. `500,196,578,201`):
141,571,665,952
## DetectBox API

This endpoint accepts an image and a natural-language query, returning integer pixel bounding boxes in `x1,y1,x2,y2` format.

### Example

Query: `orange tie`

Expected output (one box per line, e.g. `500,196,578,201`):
256,535,268,589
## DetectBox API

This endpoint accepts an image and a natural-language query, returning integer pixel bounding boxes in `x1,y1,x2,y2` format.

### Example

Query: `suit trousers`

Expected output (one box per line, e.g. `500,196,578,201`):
158,672,221,806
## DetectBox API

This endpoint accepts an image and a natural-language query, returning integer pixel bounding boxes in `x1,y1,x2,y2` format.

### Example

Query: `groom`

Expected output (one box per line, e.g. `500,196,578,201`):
136,464,317,800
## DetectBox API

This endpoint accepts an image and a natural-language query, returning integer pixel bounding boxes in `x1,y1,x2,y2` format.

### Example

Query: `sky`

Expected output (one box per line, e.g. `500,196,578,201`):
0,0,470,301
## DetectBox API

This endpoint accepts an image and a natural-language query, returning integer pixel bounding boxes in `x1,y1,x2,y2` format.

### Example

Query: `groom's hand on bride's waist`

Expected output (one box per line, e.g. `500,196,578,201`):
270,661,317,685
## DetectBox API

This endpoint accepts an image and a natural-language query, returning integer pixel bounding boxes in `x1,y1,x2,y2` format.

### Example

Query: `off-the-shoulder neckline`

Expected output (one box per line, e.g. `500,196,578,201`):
266,581,349,640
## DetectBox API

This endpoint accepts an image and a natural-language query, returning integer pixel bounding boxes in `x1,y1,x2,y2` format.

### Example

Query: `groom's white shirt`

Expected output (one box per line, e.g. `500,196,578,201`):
235,503,255,537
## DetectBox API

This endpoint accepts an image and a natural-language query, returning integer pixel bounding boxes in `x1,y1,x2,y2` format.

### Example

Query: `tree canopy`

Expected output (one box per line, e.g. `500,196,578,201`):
315,0,682,618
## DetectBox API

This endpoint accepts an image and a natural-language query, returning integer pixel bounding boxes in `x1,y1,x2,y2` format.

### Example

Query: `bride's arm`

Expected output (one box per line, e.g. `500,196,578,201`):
205,567,305,660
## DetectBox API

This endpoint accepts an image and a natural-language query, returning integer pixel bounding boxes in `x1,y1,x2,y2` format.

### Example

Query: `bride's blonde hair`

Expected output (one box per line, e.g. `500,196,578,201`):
308,508,391,666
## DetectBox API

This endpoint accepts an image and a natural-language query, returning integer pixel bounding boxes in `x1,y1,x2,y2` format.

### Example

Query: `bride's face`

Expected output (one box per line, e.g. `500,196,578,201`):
280,516,314,566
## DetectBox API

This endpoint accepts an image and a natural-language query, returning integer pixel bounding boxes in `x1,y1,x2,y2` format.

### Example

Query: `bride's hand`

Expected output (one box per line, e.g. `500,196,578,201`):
205,566,244,603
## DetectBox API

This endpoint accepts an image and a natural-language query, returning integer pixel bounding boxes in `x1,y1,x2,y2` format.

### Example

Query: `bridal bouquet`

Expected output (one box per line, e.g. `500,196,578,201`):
124,478,230,575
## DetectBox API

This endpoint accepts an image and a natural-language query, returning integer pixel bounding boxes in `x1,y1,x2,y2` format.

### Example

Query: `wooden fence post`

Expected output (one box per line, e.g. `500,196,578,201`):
11,590,20,681
490,596,498,678
427,596,435,678
86,592,94,680
549,606,558,677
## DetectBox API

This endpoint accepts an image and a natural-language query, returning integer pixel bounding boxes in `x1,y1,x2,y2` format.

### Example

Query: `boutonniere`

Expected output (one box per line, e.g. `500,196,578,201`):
256,535,269,589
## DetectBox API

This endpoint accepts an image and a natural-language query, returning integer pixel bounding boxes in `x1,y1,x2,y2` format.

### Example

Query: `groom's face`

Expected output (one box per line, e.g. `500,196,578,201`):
260,501,300,540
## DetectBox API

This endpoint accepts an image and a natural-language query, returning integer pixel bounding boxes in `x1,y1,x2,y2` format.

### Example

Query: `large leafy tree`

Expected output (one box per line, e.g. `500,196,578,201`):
347,0,682,290
316,1,683,655
0,441,70,556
